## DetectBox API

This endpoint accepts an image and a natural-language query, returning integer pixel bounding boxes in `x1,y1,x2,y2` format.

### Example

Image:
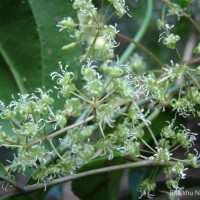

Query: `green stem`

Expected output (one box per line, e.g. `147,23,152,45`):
141,138,157,153
3,160,185,199
119,0,153,64
48,139,63,160
161,4,166,20
170,144,181,152
178,6,200,34
134,103,159,146
0,47,26,94
117,32,163,67
22,160,175,193
151,167,158,179
145,122,159,147
137,108,161,130
99,123,105,138
187,71,200,89
29,115,95,146
186,16,200,34
175,47,182,63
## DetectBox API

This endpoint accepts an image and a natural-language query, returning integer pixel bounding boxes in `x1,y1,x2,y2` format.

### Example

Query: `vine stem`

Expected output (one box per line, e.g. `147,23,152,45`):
134,103,159,147
0,159,177,199
119,0,153,64
29,115,95,146
117,32,163,67
2,159,199,200
175,47,183,63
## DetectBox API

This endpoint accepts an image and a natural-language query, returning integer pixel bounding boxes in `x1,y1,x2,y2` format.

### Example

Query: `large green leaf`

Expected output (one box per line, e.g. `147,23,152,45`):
27,0,82,88
0,0,42,97
0,55,19,104
72,157,125,200
0,0,81,104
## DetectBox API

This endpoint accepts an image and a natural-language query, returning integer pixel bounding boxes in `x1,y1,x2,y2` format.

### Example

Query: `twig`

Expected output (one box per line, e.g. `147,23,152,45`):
0,159,177,199
29,115,95,146
117,33,163,67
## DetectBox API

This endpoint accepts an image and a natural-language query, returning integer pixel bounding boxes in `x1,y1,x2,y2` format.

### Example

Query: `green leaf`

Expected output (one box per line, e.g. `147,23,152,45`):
0,0,42,95
27,0,82,88
0,0,82,106
72,157,125,200
176,0,191,7
0,55,19,104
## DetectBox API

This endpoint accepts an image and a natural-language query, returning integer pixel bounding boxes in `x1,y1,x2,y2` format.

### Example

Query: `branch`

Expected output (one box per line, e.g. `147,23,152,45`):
0,159,176,199
117,32,163,67
29,115,95,146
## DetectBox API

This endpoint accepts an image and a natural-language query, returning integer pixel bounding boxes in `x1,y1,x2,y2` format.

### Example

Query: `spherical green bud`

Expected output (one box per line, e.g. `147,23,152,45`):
109,66,124,77
84,79,103,97
187,153,198,168
43,96,54,106
125,141,140,157
135,129,144,139
163,34,180,49
20,122,39,136
154,148,172,164
161,126,175,139
194,43,200,54
96,103,115,127
61,84,76,98
0,109,16,120
196,66,200,75
64,98,82,117
176,131,189,149
81,66,97,81
138,178,156,199
59,17,76,28
157,19,167,30
166,179,179,190
55,112,67,128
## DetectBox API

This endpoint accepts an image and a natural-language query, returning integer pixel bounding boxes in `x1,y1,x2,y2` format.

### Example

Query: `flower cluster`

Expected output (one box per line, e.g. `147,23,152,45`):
108,0,129,18
57,0,130,60
1,0,200,199
159,24,180,49
138,178,156,199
